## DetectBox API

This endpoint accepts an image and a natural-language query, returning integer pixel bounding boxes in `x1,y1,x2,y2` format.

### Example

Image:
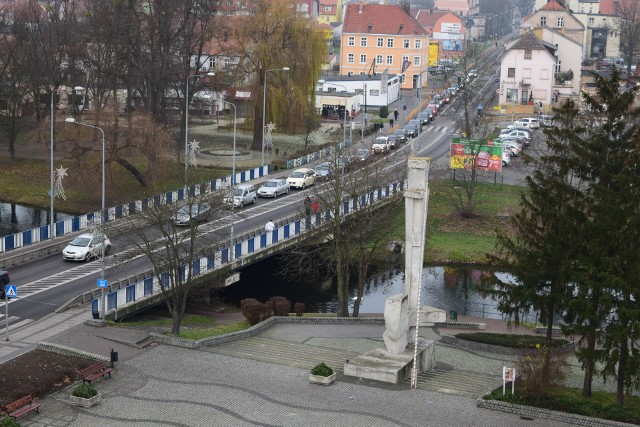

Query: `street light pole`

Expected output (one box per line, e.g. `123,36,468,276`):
224,101,237,257
184,72,215,184
50,89,59,240
262,67,290,168
65,118,106,320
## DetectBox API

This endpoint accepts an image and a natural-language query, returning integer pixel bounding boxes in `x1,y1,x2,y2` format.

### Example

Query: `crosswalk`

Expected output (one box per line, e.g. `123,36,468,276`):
0,312,34,330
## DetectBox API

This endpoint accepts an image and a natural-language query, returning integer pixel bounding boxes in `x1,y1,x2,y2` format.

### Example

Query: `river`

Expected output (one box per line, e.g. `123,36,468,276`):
0,202,72,238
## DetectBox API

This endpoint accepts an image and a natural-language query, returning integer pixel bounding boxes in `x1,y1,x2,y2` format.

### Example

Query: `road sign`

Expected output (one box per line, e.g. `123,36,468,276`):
97,279,109,288
224,273,240,287
5,285,16,299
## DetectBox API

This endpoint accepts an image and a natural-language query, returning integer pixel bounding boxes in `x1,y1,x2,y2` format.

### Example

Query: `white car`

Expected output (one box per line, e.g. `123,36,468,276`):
511,117,540,129
257,179,290,198
502,151,511,166
224,184,257,208
63,232,111,261
501,141,521,156
286,168,316,189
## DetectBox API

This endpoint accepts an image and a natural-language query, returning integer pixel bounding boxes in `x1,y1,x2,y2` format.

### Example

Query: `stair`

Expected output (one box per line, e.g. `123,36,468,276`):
405,367,501,398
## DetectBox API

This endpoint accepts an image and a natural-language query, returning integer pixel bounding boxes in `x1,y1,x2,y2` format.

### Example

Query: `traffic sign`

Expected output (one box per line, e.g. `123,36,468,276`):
97,279,109,288
5,285,16,299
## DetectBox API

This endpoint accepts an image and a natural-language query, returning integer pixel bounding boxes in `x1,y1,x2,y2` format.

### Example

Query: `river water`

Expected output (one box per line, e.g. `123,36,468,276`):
216,257,535,322
0,202,72,238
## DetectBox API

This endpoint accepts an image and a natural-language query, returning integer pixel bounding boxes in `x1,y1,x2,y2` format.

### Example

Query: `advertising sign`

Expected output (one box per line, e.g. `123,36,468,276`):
503,366,516,395
450,138,503,172
433,32,464,40
428,42,439,66
441,22,462,33
442,40,464,51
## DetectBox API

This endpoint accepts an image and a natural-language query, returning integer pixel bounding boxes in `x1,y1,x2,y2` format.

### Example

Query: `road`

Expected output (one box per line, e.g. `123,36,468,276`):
2,50,519,330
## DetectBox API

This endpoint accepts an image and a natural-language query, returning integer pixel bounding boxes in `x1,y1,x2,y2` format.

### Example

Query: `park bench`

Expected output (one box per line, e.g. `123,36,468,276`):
4,395,40,419
79,362,113,384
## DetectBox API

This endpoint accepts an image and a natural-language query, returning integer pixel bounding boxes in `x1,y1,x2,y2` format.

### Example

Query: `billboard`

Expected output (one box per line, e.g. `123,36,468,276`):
433,32,464,40
442,40,464,51
428,42,439,66
450,138,503,172
441,23,462,33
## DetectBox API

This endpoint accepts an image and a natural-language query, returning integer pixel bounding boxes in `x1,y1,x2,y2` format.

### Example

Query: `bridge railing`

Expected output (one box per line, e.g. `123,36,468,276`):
286,139,353,169
90,180,406,318
0,165,269,254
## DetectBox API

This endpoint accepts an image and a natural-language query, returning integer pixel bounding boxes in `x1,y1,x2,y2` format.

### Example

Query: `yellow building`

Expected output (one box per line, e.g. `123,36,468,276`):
340,3,429,90
318,0,343,25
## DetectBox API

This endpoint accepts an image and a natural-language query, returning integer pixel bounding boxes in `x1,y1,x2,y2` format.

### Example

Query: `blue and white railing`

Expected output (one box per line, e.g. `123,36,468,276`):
93,180,406,317
0,166,269,254
286,139,353,169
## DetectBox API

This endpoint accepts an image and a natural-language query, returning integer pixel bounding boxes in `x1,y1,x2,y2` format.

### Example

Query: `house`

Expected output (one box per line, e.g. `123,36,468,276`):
318,0,342,25
340,3,429,90
520,1,585,47
316,74,401,110
499,31,558,107
532,26,582,95
416,10,466,62
433,0,471,16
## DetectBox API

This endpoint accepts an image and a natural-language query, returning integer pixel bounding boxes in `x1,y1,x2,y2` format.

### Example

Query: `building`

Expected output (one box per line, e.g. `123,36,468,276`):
316,74,401,111
318,0,342,25
499,31,558,107
434,0,471,16
533,26,582,95
416,10,466,62
340,3,429,90
520,1,585,46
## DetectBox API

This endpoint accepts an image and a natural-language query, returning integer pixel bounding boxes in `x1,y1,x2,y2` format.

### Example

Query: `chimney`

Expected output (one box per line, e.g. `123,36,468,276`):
399,24,404,33
368,23,373,31
359,3,363,13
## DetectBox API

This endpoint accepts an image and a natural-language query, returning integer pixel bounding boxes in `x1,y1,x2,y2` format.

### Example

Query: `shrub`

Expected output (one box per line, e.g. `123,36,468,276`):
294,302,305,317
72,383,97,399
310,362,334,377
0,417,20,427
264,300,274,318
379,105,389,118
515,344,570,400
270,296,290,316
243,301,267,326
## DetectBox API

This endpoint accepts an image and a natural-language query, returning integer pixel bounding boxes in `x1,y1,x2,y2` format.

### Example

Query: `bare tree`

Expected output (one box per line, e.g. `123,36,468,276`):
614,0,640,72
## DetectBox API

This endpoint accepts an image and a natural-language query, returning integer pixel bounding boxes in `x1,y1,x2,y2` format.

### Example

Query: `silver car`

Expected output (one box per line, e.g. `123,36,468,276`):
257,179,290,198
63,232,112,261
173,203,211,226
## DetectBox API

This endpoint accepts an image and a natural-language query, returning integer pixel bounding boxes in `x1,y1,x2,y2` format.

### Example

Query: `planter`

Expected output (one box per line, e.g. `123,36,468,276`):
309,372,336,385
70,393,101,408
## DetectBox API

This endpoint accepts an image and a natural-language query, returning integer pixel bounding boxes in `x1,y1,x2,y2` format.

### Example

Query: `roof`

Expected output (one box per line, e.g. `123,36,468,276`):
540,1,566,11
415,10,450,28
434,0,470,13
319,0,337,5
509,31,557,56
343,4,427,35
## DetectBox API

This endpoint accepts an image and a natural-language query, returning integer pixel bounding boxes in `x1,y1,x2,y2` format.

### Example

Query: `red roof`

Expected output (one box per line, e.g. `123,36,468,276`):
415,10,450,28
343,4,427,35
599,0,616,14
540,1,566,11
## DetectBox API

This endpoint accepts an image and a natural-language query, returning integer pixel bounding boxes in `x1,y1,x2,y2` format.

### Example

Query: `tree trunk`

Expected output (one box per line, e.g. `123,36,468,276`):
115,157,148,187
582,328,595,397
352,255,369,317
616,335,628,406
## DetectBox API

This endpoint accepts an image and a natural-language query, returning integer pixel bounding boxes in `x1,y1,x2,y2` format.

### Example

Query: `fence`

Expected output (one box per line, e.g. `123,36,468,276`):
285,139,353,169
0,166,269,254
91,181,406,317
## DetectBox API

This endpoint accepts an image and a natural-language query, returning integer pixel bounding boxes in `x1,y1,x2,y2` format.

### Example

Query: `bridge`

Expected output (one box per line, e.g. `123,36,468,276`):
59,181,406,321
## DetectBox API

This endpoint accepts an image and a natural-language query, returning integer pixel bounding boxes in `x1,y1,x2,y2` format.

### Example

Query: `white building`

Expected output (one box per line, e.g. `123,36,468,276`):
316,74,401,112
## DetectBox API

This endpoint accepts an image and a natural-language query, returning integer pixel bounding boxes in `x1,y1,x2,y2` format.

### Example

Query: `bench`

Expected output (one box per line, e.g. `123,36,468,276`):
79,362,113,384
5,395,40,419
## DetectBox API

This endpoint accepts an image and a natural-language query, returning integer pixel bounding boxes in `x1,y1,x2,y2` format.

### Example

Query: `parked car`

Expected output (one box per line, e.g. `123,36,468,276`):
372,136,392,153
538,114,554,127
314,162,331,180
393,128,408,143
502,151,511,166
500,135,529,148
467,69,477,79
173,202,212,225
355,148,371,162
257,179,290,198
513,117,540,129
286,168,316,189
224,183,257,207
501,141,521,156
63,232,112,261
501,129,531,142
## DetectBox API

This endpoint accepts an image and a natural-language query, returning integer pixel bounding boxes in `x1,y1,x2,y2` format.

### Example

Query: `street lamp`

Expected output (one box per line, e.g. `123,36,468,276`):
65,117,107,321
262,67,290,168
184,72,215,183
49,89,59,239
318,80,347,145
223,101,237,256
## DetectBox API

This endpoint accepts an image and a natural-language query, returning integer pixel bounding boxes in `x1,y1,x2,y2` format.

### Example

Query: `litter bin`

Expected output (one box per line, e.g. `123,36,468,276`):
449,310,457,321
110,348,119,367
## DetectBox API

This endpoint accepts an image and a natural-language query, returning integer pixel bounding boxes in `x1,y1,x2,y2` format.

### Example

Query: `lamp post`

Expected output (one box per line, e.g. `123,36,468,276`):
65,117,106,320
184,72,215,183
318,80,347,144
262,67,290,168
224,101,237,256
49,89,59,239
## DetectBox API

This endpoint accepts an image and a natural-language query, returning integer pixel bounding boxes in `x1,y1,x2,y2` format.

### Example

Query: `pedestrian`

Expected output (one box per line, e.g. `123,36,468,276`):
311,197,320,213
394,109,398,121
403,104,407,111
265,219,275,232
304,196,312,216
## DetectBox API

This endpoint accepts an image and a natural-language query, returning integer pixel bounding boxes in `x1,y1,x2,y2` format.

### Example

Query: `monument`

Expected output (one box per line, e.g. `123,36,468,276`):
344,157,446,384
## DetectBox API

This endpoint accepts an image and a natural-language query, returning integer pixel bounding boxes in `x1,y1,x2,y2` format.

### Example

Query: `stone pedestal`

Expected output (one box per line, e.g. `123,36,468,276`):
344,338,435,384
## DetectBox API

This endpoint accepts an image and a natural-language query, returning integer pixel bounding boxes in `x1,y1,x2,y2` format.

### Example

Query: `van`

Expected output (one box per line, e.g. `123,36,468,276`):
224,183,257,208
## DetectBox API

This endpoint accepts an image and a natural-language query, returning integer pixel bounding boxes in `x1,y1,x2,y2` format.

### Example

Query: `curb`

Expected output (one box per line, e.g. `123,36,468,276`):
37,342,110,363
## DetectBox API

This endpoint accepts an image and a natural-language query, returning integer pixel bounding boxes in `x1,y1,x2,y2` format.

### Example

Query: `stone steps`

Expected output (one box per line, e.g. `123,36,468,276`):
406,368,501,398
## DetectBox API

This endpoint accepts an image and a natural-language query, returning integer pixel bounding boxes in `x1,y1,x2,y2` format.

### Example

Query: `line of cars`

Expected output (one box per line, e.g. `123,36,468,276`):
494,117,542,166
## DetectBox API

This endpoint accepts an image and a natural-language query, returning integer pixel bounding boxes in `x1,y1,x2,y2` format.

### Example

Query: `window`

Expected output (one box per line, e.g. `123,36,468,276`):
524,49,532,59
376,54,383,64
370,89,380,96
589,17,594,25
323,5,332,12
348,53,354,63
348,36,355,46
386,55,393,65
360,54,367,63
506,88,518,103
387,38,394,48
227,0,233,5
224,58,230,68
540,16,546,26
208,58,215,69
377,37,384,47
414,56,421,66
508,67,515,77
415,39,422,49
401,74,406,83
557,17,564,27
404,39,410,48
361,37,367,47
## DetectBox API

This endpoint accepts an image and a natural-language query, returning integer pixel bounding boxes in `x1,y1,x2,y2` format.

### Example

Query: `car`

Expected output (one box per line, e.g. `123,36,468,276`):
337,154,353,171
63,232,112,261
173,203,211,225
502,151,511,166
408,119,421,136
417,112,430,127
467,69,477,79
257,179,290,198
538,114,554,127
502,126,532,137
404,125,417,138
387,135,399,149
501,129,531,142
501,141,521,156
513,117,540,129
314,162,331,180
427,103,439,115
286,168,316,189
372,136,392,153
355,148,371,162
393,129,408,143
224,183,257,207
0,269,8,299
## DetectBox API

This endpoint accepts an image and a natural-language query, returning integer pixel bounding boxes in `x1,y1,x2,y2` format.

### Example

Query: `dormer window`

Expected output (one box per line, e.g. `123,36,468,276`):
557,17,564,27
540,16,546,26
